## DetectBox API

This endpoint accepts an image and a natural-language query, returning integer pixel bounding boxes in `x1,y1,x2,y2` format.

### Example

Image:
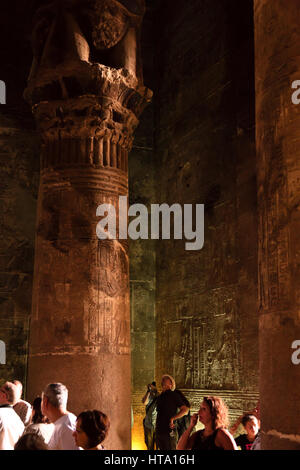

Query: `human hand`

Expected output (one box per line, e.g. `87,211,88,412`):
169,418,175,429
190,413,198,428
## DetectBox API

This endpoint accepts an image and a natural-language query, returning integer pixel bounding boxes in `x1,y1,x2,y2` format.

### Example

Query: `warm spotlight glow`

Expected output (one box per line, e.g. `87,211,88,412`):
131,438,147,451
131,424,147,450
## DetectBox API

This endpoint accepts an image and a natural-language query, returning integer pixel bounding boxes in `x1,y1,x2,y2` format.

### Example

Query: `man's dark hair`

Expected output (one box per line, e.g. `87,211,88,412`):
241,414,257,427
151,381,156,387
14,433,49,450
77,410,110,449
32,396,48,424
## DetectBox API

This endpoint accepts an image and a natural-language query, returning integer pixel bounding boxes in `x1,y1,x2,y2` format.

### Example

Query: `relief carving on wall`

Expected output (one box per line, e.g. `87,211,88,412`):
161,289,241,390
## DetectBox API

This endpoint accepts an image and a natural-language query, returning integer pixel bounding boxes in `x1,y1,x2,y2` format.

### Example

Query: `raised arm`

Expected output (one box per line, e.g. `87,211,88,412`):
142,386,151,405
176,413,198,450
229,415,242,435
229,401,260,435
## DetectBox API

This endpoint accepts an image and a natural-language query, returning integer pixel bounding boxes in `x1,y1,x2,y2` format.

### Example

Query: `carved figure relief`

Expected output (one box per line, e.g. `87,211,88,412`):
160,290,240,390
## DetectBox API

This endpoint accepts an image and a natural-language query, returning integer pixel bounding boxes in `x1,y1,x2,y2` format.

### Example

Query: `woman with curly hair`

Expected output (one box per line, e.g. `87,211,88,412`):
73,410,110,450
177,396,237,450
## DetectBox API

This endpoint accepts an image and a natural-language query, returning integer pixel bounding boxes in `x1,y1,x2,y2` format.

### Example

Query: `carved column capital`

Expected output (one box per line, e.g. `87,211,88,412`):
24,0,152,172
24,0,152,130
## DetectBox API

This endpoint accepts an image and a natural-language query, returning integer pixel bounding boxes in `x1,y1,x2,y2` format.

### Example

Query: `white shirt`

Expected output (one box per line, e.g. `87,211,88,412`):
48,413,81,450
0,406,25,450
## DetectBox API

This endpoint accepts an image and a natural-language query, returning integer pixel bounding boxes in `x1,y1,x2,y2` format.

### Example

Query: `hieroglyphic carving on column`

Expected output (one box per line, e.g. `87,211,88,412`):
257,150,291,314
256,47,291,315
255,1,300,449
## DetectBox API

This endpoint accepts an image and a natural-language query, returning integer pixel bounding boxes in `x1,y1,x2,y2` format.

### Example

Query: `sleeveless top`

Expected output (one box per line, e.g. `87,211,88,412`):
191,429,224,451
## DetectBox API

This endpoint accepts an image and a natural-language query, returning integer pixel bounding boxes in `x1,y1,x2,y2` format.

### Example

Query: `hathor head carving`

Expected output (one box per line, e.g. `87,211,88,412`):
28,0,145,85
24,0,152,133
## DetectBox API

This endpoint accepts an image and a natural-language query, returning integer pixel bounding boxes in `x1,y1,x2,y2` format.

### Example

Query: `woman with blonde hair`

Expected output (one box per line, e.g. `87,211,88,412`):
177,396,237,450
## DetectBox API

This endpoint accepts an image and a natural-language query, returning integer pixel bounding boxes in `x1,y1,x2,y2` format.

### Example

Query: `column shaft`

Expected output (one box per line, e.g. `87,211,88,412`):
255,0,300,450
24,0,152,450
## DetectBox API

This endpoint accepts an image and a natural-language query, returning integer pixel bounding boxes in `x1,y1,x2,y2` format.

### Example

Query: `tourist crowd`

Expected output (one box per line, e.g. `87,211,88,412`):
0,381,109,450
0,375,260,451
142,374,261,451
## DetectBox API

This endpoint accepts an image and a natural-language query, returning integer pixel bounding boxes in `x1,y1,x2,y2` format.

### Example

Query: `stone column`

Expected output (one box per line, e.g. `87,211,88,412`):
24,0,151,450
255,0,300,450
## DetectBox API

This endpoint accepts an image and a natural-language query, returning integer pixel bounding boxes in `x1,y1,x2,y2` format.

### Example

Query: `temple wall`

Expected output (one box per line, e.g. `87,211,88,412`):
130,3,157,450
0,118,39,390
0,1,39,391
129,110,156,448
154,0,259,425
